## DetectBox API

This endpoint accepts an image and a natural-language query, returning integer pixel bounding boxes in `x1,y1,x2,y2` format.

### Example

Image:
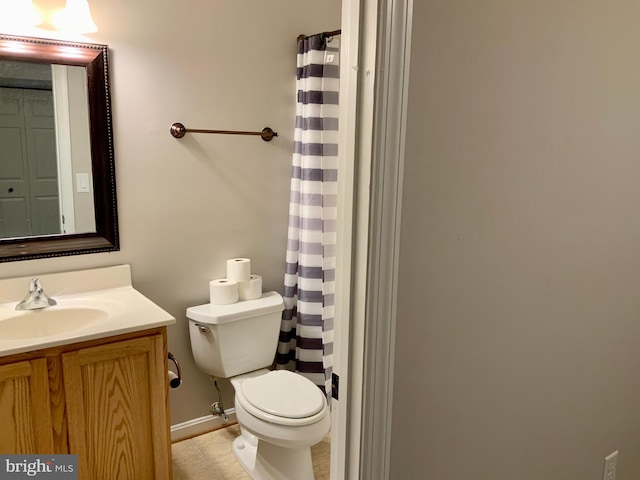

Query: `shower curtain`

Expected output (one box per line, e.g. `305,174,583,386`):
276,32,340,398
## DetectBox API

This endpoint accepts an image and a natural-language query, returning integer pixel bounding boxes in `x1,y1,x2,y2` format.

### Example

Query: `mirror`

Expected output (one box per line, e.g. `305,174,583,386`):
0,34,118,262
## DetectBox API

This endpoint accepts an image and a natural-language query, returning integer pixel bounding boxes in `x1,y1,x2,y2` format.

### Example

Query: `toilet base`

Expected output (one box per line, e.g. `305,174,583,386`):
233,435,315,480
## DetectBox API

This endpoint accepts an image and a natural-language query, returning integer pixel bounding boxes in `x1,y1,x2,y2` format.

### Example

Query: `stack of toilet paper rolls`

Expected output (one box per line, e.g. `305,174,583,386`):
209,258,263,305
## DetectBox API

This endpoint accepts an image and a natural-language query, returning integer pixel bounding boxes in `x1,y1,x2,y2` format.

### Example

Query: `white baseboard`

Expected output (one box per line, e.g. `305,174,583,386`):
170,409,237,443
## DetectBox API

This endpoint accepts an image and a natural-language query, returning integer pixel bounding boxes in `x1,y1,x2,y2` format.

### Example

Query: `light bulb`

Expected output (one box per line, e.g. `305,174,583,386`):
52,0,97,34
0,0,42,28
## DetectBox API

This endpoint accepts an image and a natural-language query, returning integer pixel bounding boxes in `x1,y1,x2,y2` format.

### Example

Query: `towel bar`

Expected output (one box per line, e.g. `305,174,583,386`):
170,122,277,142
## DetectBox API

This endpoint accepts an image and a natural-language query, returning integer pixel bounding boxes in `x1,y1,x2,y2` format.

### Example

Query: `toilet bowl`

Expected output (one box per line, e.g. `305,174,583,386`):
186,292,330,480
230,370,330,479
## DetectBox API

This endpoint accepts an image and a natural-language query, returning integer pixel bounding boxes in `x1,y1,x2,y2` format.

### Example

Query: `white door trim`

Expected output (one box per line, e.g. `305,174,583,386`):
51,64,76,234
333,0,412,478
358,0,413,478
331,0,368,478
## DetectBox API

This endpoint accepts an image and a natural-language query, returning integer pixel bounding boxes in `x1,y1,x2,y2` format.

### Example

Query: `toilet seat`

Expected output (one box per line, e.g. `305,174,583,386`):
236,370,328,427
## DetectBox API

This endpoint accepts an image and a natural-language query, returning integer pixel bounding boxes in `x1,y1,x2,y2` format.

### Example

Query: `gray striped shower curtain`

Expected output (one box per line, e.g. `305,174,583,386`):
276,33,340,398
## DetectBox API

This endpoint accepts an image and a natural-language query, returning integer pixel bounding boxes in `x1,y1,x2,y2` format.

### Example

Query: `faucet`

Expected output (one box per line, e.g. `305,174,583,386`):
15,278,57,311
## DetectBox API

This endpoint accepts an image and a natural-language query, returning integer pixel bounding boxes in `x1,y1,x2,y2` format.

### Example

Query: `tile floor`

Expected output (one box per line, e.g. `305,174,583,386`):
171,424,330,480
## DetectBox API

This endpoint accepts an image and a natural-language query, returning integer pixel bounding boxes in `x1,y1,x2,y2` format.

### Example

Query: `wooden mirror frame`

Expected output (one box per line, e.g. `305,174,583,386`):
0,34,118,262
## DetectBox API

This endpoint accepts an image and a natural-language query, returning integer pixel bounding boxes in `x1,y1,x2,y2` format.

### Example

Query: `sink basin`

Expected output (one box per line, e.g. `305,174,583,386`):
0,307,110,340
0,266,175,358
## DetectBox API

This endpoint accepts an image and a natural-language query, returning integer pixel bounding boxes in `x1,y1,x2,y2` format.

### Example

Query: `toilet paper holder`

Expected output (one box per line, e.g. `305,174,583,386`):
168,352,182,389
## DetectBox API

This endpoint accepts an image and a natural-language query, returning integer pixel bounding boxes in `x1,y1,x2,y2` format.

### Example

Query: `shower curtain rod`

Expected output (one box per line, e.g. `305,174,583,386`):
298,29,341,41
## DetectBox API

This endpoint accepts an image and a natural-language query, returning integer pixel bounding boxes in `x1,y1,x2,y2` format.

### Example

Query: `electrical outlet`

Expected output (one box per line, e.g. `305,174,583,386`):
603,451,618,480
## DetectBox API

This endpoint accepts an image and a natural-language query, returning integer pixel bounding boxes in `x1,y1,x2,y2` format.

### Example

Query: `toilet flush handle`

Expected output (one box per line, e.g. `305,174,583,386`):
194,323,210,333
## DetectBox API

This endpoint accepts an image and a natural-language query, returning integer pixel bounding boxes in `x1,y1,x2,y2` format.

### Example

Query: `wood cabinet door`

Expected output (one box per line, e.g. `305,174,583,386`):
0,358,54,453
62,335,171,480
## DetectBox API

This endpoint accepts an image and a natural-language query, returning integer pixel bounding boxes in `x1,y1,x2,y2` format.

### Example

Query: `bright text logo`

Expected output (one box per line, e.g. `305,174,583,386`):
0,455,77,479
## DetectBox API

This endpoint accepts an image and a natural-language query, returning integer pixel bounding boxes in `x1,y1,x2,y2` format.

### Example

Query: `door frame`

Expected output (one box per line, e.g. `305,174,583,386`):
332,0,413,478
330,0,371,477
52,63,76,234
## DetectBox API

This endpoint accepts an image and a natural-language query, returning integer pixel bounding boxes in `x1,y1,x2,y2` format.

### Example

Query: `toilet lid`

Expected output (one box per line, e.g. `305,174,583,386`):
239,370,326,419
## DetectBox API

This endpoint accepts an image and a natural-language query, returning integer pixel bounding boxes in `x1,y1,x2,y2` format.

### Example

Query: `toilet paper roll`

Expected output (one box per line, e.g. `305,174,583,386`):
227,258,251,283
238,274,263,301
209,279,239,305
168,371,182,389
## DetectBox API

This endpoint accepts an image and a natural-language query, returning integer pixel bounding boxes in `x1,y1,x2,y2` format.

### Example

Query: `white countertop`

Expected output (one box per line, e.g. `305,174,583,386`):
0,265,175,357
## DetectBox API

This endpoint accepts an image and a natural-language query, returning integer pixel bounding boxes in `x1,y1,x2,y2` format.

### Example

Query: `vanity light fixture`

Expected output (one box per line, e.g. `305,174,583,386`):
0,0,42,28
52,0,97,34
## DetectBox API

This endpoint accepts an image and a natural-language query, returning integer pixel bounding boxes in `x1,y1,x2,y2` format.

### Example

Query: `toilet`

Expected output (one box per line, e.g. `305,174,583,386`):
186,291,330,480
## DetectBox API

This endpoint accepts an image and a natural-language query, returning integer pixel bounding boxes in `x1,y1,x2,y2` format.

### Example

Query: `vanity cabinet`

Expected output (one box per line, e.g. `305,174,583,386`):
0,328,172,480
0,358,54,453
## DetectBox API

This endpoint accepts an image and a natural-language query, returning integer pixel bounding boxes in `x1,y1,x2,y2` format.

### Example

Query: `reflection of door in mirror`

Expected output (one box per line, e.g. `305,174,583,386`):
0,62,59,238
0,61,95,240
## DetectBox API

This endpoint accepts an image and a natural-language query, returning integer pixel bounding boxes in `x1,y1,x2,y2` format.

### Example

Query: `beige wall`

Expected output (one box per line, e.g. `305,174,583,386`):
0,0,341,425
391,1,640,479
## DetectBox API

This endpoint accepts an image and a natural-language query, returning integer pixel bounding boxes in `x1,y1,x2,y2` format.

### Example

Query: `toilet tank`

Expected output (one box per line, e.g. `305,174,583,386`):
186,291,284,378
